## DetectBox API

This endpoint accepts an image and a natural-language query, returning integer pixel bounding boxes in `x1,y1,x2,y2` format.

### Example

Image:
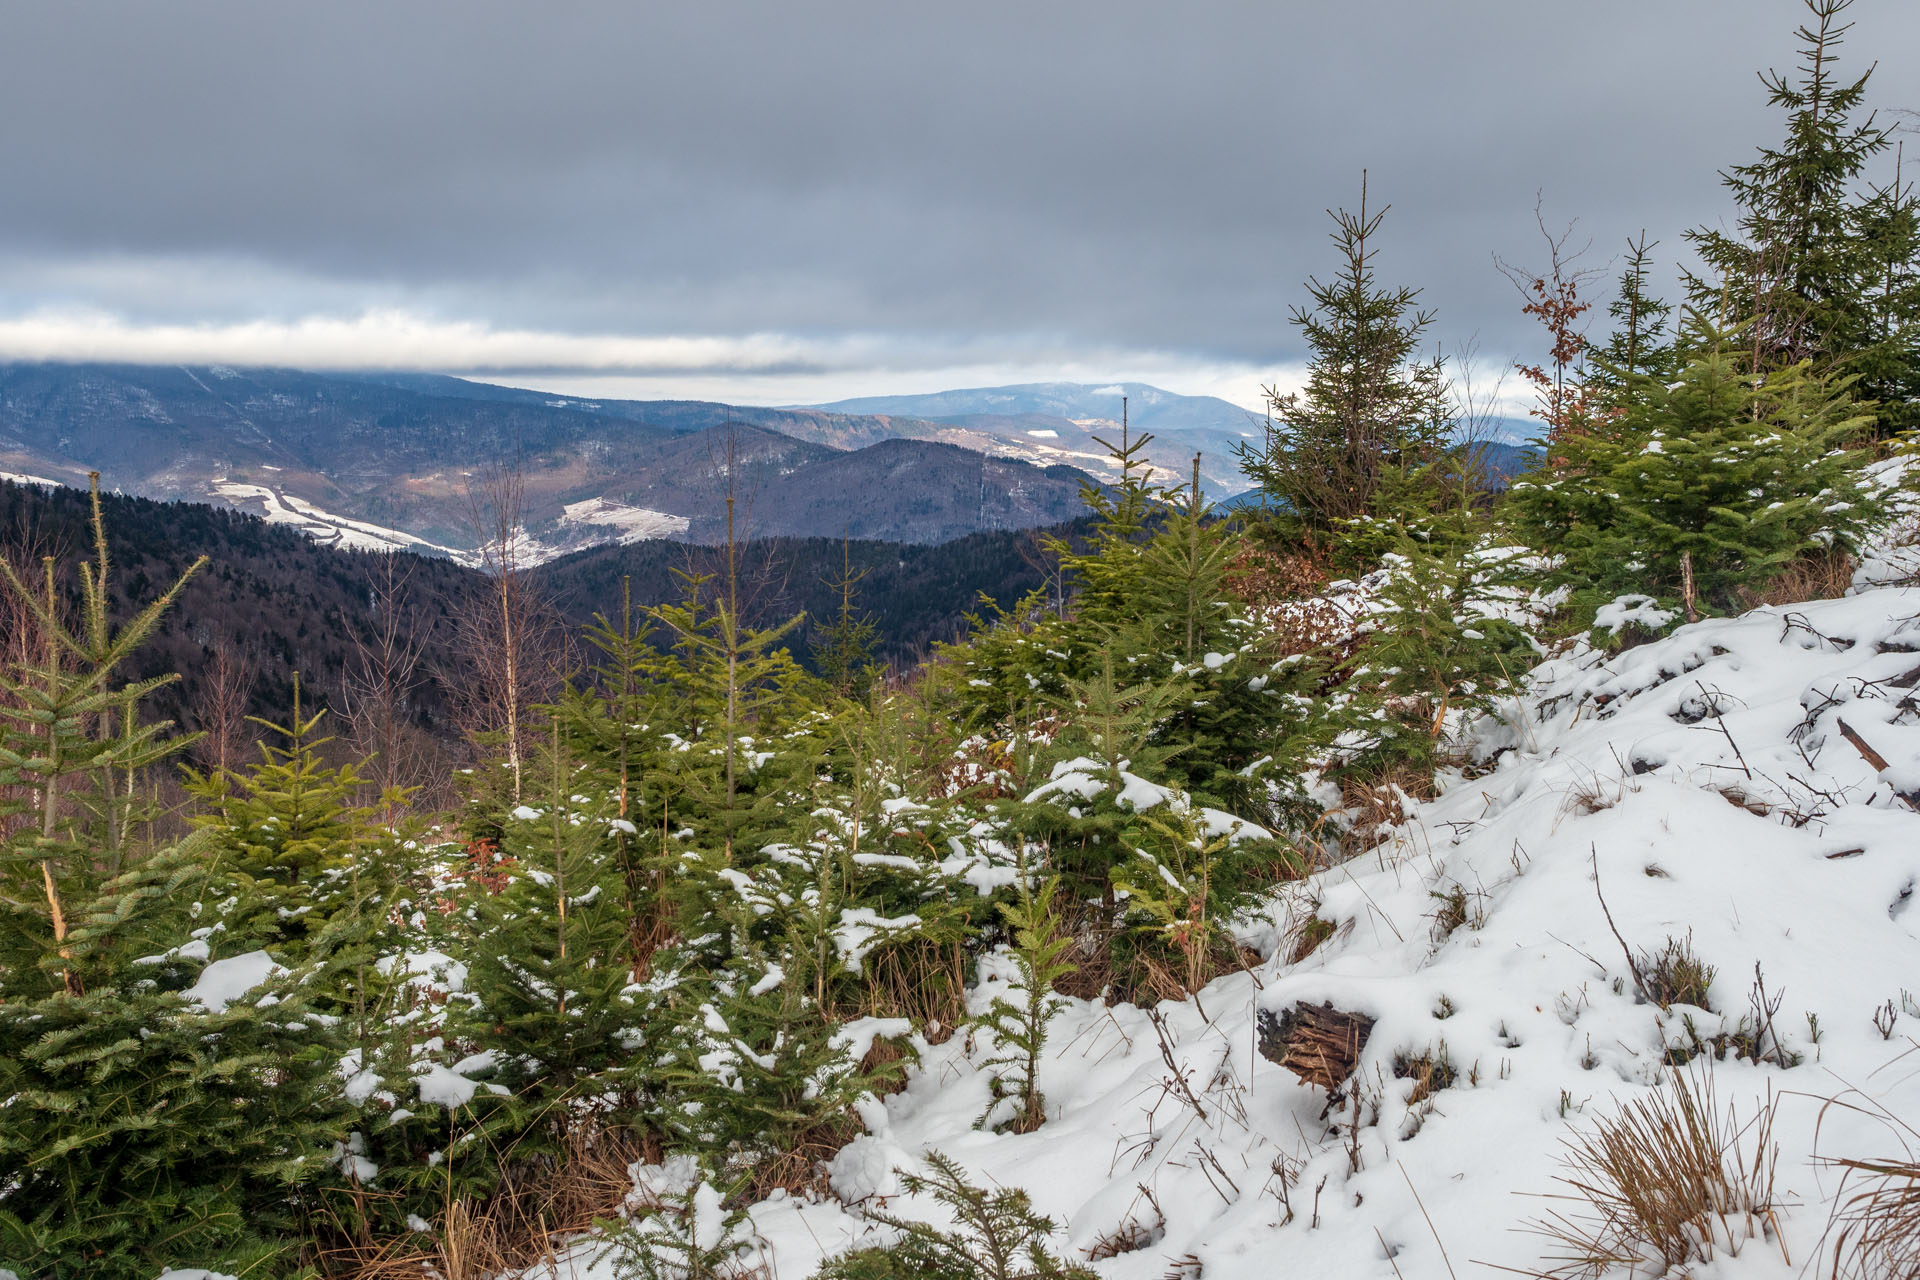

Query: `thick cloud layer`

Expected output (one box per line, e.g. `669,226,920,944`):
2,1,1916,403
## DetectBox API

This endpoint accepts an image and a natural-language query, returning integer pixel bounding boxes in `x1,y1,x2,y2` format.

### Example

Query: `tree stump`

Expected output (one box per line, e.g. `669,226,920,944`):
1256,1001,1375,1094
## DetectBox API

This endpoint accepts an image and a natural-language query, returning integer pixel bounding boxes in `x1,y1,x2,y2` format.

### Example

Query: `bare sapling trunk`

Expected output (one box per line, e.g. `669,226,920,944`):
200,640,255,775
344,552,425,827
462,448,536,804
36,559,78,995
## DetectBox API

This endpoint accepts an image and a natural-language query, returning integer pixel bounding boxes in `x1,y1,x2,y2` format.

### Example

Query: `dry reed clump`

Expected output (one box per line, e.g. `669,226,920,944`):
315,1195,513,1280
1522,1064,1784,1279
853,938,969,1034
1824,1155,1920,1279
1338,763,1437,851
1743,546,1859,607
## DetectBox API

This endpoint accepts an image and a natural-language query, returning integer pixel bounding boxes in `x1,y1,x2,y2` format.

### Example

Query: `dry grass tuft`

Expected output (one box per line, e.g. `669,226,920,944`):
534,1121,656,1233
1643,933,1716,1011
316,1195,514,1280
1825,1156,1920,1279
854,938,969,1032
1429,884,1477,941
1289,916,1337,965
1746,546,1859,607
1339,764,1436,851
316,1121,654,1279
1523,1064,1783,1278
1392,1045,1458,1106
1085,1218,1159,1260
438,1199,514,1280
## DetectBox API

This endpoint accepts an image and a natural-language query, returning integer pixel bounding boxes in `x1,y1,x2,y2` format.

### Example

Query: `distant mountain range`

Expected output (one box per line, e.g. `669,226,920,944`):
804,381,1264,496
0,363,1540,568
0,363,1101,563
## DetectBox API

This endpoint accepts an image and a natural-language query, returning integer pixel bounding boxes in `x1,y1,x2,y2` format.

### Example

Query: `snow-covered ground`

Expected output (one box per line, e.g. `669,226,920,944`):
522,555,1920,1277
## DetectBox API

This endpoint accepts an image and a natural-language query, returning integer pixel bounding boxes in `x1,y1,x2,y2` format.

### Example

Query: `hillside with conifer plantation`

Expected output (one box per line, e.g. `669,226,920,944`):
5,3,1920,1279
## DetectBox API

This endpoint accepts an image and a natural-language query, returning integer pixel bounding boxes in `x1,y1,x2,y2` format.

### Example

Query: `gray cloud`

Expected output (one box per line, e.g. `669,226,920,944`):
2,1,1916,400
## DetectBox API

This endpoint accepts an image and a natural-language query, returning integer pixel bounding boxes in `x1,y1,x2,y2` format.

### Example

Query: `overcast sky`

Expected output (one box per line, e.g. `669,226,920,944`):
2,1,1917,410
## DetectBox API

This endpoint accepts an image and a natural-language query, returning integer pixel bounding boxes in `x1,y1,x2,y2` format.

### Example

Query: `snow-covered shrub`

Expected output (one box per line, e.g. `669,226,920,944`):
1507,316,1881,634
813,1151,1094,1280
597,1177,764,1280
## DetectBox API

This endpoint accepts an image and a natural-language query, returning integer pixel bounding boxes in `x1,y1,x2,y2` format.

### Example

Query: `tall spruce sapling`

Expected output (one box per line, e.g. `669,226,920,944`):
652,897,909,1185
1048,398,1160,622
1019,652,1186,905
556,578,679,978
935,407,1167,724
1856,144,1920,430
1235,173,1453,544
648,564,817,872
1121,455,1313,818
1335,536,1535,778
0,475,206,995
1685,0,1920,427
1113,806,1293,997
0,863,345,1276
647,732,950,1181
456,717,656,1139
0,479,340,1276
815,535,882,700
1589,233,1678,413
187,674,374,955
766,720,974,1014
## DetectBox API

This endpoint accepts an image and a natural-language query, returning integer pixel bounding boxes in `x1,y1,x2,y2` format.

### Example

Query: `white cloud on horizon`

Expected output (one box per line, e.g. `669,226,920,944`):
0,305,1309,414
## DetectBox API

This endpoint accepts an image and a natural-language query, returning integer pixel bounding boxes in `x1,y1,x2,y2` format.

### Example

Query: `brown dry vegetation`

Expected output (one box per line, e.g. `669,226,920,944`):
1523,1064,1783,1278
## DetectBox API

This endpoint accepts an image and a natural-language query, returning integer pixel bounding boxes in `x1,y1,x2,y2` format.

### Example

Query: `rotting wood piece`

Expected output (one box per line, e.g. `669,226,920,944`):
1256,1001,1375,1093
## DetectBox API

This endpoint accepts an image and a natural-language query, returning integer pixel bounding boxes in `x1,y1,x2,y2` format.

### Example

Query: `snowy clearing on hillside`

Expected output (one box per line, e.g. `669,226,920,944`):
558,496,690,542
524,580,1920,1279
208,480,454,556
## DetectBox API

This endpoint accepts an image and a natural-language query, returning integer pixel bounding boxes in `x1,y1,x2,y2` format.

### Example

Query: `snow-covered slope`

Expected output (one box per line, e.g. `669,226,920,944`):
209,480,458,556
532,556,1920,1278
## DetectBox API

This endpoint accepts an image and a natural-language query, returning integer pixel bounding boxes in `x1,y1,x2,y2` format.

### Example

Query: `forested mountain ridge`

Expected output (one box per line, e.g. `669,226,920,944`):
0,477,1085,735
0,362,1099,560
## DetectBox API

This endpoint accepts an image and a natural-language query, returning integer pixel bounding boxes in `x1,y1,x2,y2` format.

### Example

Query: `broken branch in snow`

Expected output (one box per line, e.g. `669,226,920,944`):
1837,717,1920,808
1257,1001,1376,1098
